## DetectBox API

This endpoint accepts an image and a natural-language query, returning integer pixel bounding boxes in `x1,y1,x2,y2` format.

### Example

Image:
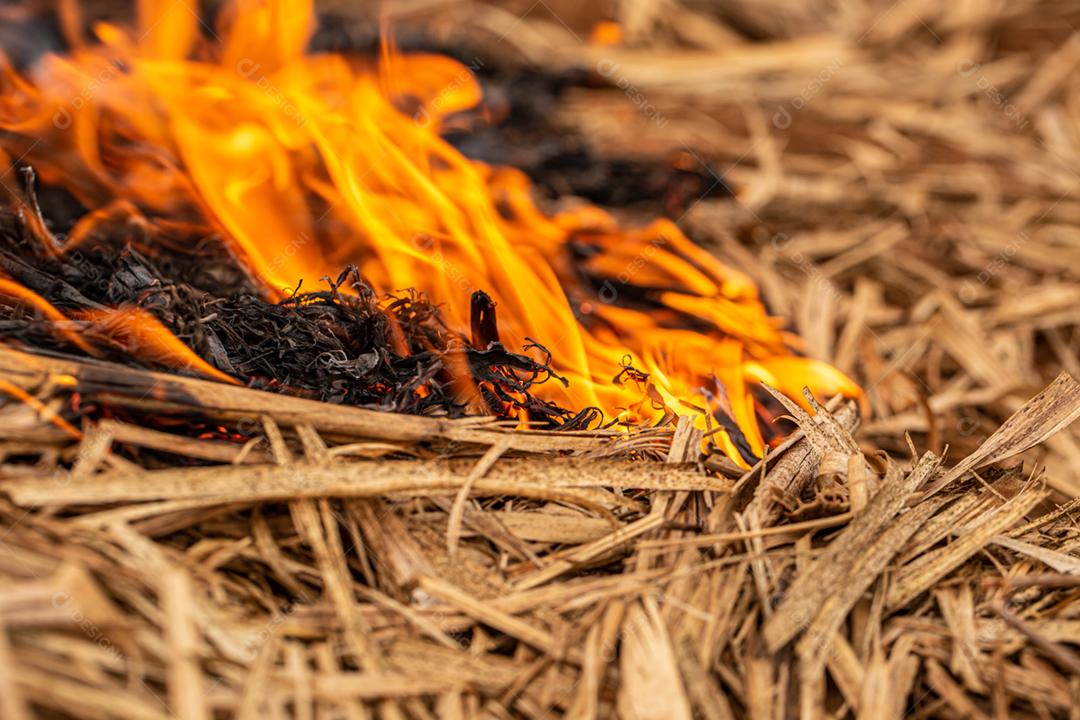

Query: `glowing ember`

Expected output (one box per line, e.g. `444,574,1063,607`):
0,0,860,463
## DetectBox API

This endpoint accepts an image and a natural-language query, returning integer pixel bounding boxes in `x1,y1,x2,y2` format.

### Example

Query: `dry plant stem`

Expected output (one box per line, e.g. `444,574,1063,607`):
0,346,604,452
739,401,859,528
2,458,716,506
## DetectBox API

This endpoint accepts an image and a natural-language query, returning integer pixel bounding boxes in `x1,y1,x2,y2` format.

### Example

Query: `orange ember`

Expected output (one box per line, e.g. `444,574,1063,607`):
589,21,623,47
0,0,860,463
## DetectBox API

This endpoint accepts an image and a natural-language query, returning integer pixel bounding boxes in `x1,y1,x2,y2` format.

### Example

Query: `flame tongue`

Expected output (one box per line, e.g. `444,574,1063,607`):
0,0,861,464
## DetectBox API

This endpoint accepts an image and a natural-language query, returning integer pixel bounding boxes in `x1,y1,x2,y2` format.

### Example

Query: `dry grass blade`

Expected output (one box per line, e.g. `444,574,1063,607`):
991,535,1080,575
446,439,511,561
923,372,1080,497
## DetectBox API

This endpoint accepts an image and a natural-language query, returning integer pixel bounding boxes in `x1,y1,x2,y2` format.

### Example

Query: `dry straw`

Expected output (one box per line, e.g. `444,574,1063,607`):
5,0,1080,716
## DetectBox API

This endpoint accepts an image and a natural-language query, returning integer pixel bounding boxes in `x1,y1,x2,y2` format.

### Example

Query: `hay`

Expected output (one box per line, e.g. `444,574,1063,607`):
1,347,1079,718
4,0,1080,717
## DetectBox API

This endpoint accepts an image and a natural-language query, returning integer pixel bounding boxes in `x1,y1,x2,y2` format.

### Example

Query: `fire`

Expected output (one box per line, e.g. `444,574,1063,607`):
0,277,98,355
78,307,240,386
0,0,860,463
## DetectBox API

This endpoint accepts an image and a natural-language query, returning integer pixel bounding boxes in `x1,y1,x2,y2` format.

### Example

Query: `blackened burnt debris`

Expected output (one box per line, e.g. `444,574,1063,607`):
0,199,597,427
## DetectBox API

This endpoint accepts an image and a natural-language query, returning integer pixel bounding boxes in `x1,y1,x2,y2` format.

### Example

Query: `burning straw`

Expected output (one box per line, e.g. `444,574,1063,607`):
3,0,1080,717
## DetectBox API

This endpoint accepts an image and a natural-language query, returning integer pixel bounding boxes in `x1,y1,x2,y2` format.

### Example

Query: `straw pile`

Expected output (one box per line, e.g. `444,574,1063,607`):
2,345,1079,719
4,0,1080,717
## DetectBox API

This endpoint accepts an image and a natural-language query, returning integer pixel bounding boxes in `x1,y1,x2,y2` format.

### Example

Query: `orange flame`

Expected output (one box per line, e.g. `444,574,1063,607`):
0,277,98,355
79,307,240,385
0,377,83,439
0,0,860,463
